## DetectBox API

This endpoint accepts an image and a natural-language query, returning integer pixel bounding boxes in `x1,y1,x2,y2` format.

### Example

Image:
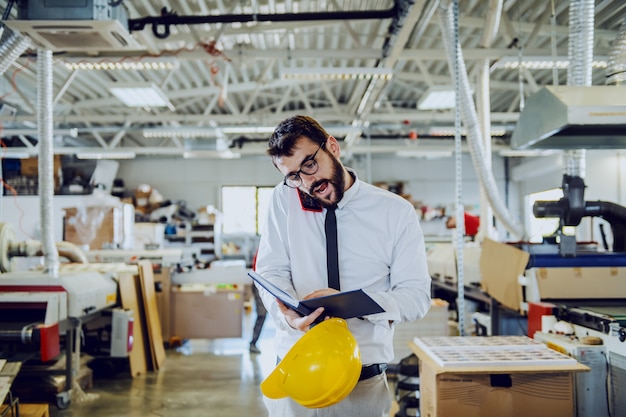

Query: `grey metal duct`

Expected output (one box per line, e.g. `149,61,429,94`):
510,85,626,149
510,1,626,153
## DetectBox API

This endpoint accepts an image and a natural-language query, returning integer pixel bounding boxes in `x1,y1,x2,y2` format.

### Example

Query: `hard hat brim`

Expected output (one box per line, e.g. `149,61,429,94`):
259,318,362,408
260,368,288,399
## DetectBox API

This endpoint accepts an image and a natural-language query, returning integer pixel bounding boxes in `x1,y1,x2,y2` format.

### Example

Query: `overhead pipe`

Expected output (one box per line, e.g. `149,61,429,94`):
535,199,626,252
437,1,525,239
475,0,503,241
129,5,399,40
37,48,59,278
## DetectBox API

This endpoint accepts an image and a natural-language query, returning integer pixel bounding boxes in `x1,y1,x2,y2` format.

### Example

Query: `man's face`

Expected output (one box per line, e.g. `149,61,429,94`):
276,137,345,208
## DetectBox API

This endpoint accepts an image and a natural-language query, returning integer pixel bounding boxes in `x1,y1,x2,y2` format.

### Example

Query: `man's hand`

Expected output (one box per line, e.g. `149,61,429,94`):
276,299,324,331
303,288,339,299
275,288,339,331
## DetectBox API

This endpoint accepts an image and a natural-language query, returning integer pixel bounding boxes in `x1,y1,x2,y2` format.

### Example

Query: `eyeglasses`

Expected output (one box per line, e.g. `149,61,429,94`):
283,141,325,188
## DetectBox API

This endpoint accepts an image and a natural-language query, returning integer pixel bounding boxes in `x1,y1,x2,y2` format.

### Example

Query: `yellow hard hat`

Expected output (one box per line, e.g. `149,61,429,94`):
260,317,362,408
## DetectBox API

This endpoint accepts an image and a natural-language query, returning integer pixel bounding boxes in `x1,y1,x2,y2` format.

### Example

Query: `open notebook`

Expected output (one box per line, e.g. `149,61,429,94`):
248,270,385,320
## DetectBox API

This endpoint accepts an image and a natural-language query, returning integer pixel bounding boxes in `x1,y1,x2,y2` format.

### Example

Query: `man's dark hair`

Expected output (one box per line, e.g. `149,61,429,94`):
267,115,329,159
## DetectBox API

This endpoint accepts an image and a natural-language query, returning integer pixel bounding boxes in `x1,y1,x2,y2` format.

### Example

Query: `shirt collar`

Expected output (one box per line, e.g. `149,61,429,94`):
337,168,359,210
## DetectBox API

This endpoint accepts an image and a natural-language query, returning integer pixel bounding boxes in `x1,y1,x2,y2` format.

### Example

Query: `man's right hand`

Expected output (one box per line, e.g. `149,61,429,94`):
276,299,325,332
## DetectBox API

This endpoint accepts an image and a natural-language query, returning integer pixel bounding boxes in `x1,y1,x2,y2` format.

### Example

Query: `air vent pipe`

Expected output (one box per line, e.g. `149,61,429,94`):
563,0,594,179
0,29,30,76
37,48,59,278
437,1,525,239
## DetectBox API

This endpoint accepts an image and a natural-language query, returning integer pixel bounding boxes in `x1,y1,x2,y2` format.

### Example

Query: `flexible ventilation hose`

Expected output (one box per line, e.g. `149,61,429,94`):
437,1,525,239
37,48,59,278
564,0,594,179
0,29,30,76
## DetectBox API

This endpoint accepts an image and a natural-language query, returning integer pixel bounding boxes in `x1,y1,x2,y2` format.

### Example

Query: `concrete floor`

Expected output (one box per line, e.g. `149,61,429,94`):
48,312,279,417
16,311,405,417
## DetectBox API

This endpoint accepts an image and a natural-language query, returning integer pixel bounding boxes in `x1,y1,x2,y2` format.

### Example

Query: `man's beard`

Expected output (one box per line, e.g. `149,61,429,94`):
307,155,345,209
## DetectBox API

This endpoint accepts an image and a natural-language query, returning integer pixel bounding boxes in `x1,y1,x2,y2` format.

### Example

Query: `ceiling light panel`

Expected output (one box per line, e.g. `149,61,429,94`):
418,87,457,110
76,151,136,160
281,67,393,81
109,83,173,108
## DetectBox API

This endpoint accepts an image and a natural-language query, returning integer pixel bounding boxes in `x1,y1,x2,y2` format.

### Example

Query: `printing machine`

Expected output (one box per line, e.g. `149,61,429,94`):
427,174,626,415
0,223,126,409
526,174,626,417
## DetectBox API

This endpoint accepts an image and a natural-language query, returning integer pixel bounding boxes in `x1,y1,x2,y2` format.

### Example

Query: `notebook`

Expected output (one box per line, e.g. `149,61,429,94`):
248,270,385,320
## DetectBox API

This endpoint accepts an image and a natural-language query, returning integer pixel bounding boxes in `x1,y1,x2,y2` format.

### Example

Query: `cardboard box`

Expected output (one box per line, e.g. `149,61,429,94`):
63,204,134,250
17,155,62,191
411,336,588,417
479,238,529,312
170,284,243,339
419,366,575,417
479,238,626,312
531,265,626,300
19,155,61,177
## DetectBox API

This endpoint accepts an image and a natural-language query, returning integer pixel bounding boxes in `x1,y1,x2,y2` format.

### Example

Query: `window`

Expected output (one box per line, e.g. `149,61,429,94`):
221,186,273,234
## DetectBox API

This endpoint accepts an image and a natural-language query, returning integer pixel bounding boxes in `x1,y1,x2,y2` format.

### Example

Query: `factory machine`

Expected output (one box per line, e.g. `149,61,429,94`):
0,223,129,409
525,174,626,417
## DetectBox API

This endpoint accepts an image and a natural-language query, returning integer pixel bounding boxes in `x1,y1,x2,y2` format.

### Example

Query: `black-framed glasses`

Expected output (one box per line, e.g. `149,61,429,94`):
283,141,325,188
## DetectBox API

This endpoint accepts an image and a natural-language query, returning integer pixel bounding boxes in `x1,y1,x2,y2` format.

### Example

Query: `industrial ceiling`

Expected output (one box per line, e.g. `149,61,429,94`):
0,0,625,160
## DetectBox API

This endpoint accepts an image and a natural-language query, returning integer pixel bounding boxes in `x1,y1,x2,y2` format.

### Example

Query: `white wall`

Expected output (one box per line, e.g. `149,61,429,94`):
116,155,283,211
116,153,505,216
3,150,622,246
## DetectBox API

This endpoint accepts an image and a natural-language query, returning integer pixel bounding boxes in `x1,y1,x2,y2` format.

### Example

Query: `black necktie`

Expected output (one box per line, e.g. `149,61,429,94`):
325,207,340,290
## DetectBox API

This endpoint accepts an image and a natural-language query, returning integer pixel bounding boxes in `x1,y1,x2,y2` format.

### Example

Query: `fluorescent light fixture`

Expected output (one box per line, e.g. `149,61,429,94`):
220,126,276,134
63,57,179,71
492,56,607,70
144,127,217,138
428,126,506,137
418,86,457,110
76,151,136,160
281,67,393,81
395,150,453,159
109,82,174,109
183,150,241,159
144,125,276,138
498,149,560,157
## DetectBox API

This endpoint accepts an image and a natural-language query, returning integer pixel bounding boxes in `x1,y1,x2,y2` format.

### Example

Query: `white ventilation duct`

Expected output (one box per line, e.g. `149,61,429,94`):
37,48,59,278
563,0,594,179
475,0,503,241
0,28,31,76
437,1,525,240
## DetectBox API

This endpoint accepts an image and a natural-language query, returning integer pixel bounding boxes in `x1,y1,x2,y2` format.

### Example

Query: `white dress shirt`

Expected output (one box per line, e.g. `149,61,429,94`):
255,169,432,364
